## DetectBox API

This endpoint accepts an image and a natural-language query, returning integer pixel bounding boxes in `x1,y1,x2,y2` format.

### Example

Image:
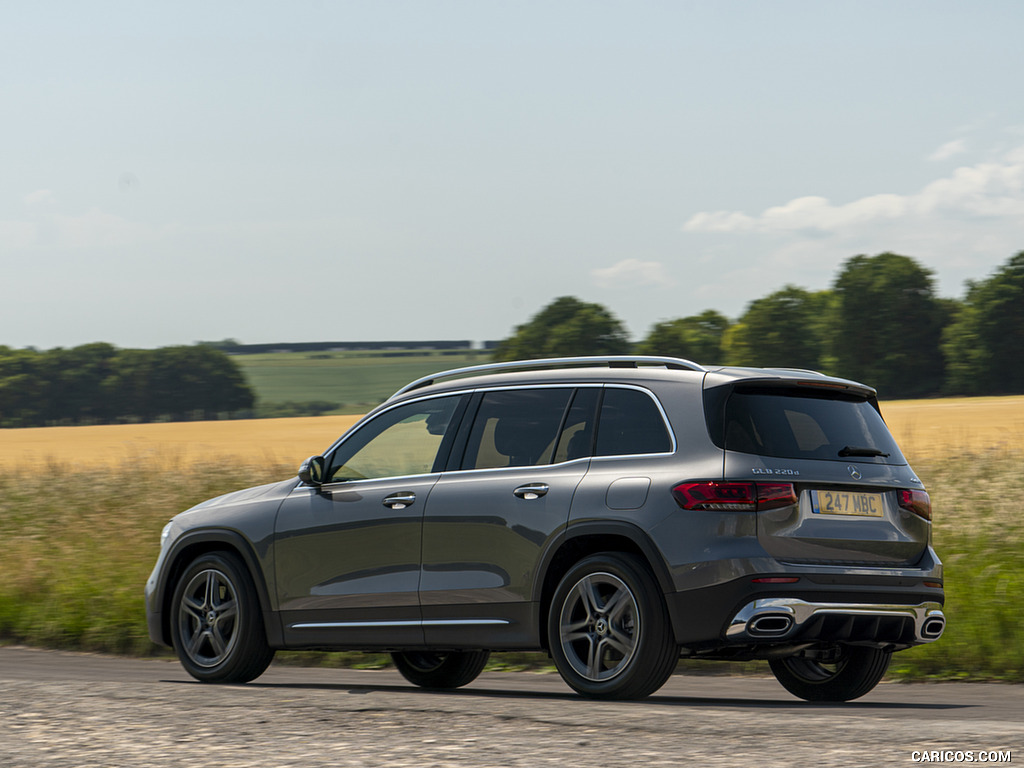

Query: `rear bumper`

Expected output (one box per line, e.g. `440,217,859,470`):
725,598,945,645
663,570,944,647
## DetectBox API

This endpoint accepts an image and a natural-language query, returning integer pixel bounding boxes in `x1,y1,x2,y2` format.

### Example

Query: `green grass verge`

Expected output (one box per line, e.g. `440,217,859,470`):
0,453,1020,680
887,453,1024,681
235,350,491,414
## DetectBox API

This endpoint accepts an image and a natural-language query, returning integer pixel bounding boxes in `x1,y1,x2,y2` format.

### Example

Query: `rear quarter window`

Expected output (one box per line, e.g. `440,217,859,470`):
595,387,673,456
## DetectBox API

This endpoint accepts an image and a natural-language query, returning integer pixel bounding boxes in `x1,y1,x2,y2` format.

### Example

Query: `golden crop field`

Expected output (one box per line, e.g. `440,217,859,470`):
0,415,363,471
0,395,1021,470
881,395,1024,459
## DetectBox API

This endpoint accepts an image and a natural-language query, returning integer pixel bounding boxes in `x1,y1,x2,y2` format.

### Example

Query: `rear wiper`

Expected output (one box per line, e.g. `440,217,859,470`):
838,446,890,458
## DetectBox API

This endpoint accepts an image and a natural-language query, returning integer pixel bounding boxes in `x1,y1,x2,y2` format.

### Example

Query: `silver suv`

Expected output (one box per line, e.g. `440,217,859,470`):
145,357,944,701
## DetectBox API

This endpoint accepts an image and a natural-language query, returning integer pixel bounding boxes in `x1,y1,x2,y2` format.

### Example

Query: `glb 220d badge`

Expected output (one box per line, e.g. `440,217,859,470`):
751,468,801,476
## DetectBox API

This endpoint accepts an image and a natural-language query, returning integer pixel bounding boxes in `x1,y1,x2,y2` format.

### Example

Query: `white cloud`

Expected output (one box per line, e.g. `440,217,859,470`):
682,144,1024,236
680,211,756,233
592,258,673,288
928,139,968,162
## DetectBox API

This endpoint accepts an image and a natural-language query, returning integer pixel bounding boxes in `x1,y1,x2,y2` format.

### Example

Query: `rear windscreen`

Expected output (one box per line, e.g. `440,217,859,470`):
709,386,904,464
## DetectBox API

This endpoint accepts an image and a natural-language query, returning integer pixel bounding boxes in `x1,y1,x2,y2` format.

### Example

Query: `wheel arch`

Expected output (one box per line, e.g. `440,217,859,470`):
157,530,282,648
533,521,675,651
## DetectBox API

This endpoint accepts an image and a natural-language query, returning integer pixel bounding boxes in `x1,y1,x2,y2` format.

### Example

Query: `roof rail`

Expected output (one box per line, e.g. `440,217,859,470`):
389,356,706,399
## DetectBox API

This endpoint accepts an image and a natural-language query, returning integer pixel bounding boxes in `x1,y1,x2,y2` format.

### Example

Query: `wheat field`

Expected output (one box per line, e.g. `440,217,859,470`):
0,414,363,471
881,395,1024,459
0,395,1021,470
1,395,1021,678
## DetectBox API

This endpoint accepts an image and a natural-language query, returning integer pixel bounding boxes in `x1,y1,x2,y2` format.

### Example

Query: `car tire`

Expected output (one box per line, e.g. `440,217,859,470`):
769,645,891,702
391,650,490,689
548,552,678,700
170,551,275,683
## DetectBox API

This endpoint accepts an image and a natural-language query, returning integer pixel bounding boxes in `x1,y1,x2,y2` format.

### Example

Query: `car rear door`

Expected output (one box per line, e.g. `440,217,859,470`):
418,387,595,647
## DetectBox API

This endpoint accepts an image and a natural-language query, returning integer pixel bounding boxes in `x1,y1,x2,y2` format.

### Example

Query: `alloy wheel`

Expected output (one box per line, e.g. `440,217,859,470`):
176,568,240,668
558,571,640,682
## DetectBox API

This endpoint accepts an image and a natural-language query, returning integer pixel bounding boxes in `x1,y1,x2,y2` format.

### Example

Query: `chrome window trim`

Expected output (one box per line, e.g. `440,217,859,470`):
316,382,676,484
459,382,677,464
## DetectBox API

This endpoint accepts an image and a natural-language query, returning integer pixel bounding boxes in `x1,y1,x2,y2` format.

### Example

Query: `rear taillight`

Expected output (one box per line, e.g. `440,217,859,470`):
672,481,797,511
757,482,799,510
898,489,932,520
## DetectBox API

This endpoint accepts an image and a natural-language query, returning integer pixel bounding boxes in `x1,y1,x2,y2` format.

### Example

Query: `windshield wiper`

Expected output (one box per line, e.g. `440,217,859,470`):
838,446,890,458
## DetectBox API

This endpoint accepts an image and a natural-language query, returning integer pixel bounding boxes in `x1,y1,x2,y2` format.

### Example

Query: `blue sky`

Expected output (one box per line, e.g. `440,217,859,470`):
3,1,1024,348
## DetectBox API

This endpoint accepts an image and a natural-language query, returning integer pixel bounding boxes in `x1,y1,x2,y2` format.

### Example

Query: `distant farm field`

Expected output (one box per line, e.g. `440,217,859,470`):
0,394,1020,470
234,350,490,413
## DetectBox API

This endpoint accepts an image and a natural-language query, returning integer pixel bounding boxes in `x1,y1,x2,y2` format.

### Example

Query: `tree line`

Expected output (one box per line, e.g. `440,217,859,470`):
494,251,1024,400
0,344,254,427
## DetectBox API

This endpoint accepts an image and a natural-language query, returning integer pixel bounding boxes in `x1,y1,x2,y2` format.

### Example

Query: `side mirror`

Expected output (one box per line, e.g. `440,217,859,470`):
297,455,325,487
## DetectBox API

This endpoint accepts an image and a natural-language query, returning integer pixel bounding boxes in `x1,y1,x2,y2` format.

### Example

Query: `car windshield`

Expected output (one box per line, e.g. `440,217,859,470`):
717,387,905,464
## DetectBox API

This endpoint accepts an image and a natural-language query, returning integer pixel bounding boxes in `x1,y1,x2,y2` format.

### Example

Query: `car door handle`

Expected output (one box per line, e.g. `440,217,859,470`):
513,484,549,500
382,492,416,510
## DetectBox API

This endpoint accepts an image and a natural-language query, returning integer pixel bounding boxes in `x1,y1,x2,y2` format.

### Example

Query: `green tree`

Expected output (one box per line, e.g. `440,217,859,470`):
39,343,119,424
830,253,949,398
636,310,730,364
724,286,830,371
493,297,631,361
107,348,160,421
943,251,1024,394
147,346,255,420
0,346,44,426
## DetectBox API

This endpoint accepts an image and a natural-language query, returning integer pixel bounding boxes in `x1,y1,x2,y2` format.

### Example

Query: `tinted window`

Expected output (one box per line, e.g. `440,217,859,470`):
722,390,903,463
462,389,573,470
327,396,461,481
595,388,672,456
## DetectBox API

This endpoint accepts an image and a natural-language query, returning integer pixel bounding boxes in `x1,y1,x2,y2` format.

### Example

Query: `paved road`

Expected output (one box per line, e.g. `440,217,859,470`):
1,647,1020,767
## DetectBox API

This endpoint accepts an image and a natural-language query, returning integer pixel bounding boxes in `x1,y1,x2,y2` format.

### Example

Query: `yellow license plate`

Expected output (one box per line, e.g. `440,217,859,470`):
811,490,884,517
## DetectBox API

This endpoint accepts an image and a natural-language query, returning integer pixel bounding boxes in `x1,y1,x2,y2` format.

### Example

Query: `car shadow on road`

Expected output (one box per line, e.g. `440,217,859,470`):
167,679,974,712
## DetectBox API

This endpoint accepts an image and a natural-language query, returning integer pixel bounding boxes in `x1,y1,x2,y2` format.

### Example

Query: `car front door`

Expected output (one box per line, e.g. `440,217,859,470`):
275,394,466,648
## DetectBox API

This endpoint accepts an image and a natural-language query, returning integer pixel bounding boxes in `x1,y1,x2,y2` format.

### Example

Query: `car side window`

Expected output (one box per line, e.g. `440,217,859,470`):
595,387,672,456
461,388,574,470
327,396,462,482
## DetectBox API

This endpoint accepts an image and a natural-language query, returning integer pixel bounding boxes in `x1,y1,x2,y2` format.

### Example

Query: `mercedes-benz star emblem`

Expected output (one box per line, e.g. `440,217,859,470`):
848,465,862,480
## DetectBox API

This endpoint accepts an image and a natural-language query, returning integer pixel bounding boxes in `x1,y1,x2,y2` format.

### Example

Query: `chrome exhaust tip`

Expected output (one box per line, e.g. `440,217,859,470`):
747,614,795,637
921,616,945,640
